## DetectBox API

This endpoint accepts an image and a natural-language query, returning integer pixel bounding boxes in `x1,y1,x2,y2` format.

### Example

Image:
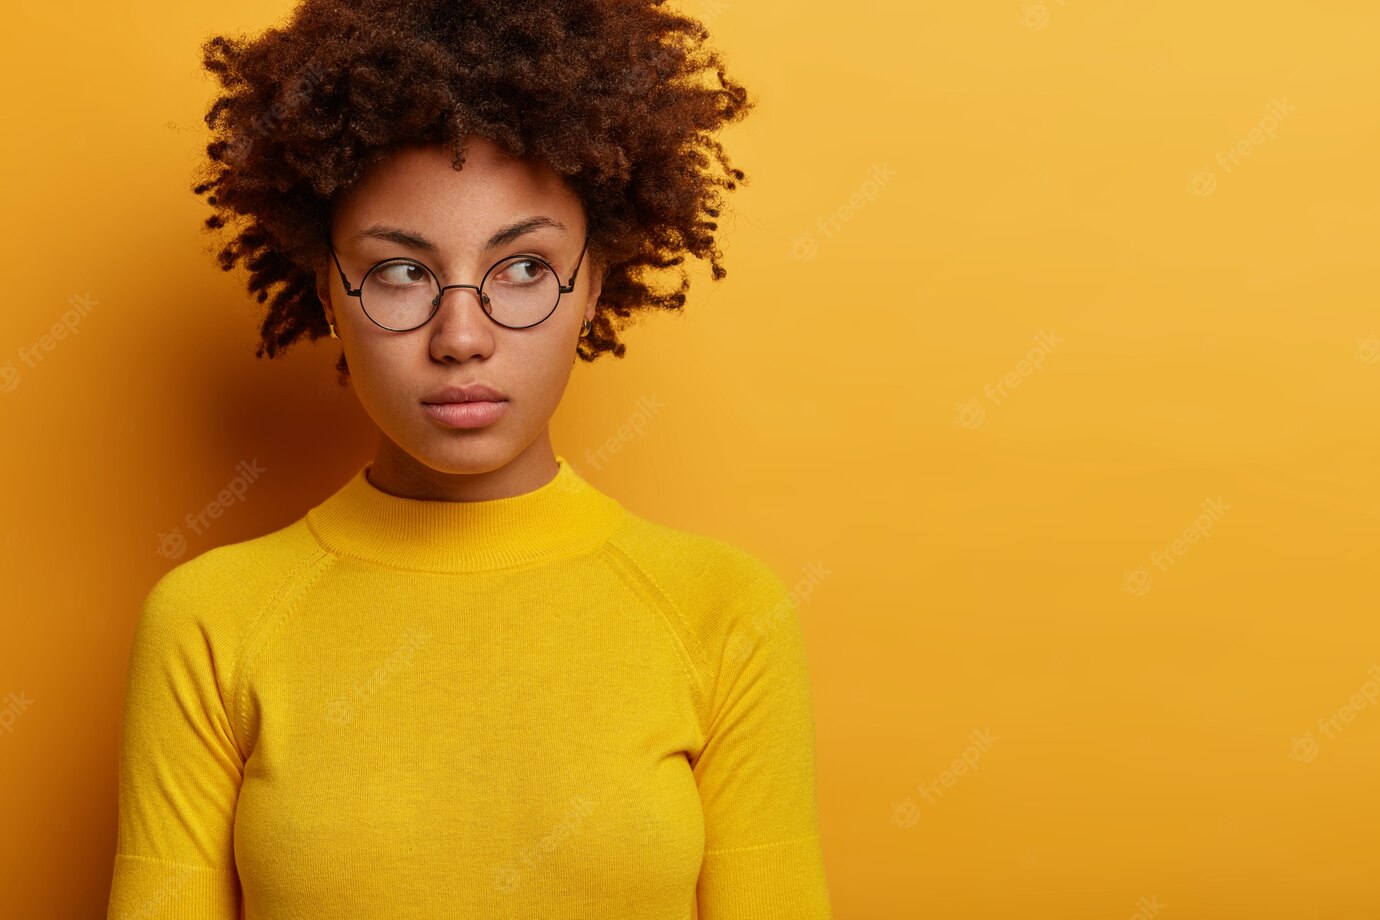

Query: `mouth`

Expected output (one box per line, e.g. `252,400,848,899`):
421,382,508,404
421,399,509,430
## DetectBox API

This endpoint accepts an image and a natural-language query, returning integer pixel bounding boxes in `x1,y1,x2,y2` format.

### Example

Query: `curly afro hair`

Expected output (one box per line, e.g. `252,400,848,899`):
191,0,755,381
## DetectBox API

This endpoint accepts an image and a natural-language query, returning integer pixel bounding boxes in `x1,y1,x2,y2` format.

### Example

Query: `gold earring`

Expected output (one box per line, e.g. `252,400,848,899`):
329,322,339,339
579,319,592,337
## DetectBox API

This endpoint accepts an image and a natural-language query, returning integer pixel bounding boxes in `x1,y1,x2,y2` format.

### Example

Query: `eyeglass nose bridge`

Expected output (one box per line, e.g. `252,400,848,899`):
429,280,493,320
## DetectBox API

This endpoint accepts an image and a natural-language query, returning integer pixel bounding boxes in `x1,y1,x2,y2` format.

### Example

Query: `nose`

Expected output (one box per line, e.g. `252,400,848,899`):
427,284,497,362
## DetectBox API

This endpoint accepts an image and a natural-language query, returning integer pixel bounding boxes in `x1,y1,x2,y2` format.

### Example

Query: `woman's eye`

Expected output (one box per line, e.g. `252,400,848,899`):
375,263,428,285
497,259,547,285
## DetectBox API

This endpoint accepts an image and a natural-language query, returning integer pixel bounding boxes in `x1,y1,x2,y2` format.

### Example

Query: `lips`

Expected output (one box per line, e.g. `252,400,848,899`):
421,383,508,404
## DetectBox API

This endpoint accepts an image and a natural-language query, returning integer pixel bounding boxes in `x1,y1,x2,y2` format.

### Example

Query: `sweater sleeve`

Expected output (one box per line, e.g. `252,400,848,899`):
692,559,833,920
107,566,245,920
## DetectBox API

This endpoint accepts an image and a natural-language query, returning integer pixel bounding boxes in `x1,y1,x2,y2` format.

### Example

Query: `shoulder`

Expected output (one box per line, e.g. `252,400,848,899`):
132,517,330,673
604,509,793,619
601,510,821,762
601,509,805,678
146,516,328,610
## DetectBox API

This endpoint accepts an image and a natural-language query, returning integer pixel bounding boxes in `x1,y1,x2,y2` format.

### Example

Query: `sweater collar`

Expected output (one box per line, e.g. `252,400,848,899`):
305,454,626,573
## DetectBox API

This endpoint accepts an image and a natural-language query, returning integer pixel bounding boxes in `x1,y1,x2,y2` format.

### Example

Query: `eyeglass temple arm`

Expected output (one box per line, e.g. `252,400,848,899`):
560,233,591,294
326,238,362,297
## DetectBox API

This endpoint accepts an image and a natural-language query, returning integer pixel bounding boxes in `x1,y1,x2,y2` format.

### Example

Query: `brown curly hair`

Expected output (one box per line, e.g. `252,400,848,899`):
191,0,754,381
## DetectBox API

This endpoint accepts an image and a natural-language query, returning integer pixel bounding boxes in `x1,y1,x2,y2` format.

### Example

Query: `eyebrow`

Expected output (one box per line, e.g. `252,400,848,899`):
350,216,568,254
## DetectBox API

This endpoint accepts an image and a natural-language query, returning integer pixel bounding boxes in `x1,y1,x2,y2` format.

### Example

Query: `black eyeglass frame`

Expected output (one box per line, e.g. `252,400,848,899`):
325,231,590,332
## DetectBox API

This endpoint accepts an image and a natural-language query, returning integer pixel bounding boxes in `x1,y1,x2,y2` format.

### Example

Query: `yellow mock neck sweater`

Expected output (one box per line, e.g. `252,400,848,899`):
108,455,831,920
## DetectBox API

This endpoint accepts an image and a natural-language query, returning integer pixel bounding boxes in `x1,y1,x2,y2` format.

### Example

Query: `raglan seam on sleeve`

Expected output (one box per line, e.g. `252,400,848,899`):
703,833,822,856
595,542,710,742
228,547,336,759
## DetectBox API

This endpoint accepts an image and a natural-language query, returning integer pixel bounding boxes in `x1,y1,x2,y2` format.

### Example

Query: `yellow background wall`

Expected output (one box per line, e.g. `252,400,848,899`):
2,1,1378,917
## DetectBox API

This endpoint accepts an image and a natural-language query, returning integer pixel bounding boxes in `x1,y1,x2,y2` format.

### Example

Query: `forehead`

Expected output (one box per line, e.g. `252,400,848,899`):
333,138,584,243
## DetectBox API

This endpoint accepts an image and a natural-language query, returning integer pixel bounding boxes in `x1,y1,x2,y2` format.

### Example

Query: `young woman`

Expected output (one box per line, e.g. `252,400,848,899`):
107,2,832,918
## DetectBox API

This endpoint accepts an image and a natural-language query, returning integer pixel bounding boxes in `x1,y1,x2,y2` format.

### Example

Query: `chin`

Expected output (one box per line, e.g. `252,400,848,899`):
410,437,523,476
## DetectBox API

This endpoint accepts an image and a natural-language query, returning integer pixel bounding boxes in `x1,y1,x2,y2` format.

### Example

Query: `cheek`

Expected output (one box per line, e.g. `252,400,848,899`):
508,340,578,416
344,340,417,416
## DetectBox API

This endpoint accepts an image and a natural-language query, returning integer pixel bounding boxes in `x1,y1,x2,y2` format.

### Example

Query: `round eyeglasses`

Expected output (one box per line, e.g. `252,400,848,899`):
326,232,589,332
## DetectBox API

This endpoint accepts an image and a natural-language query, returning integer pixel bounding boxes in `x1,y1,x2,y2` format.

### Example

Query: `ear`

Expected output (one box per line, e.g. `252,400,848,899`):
315,259,335,327
583,255,605,325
